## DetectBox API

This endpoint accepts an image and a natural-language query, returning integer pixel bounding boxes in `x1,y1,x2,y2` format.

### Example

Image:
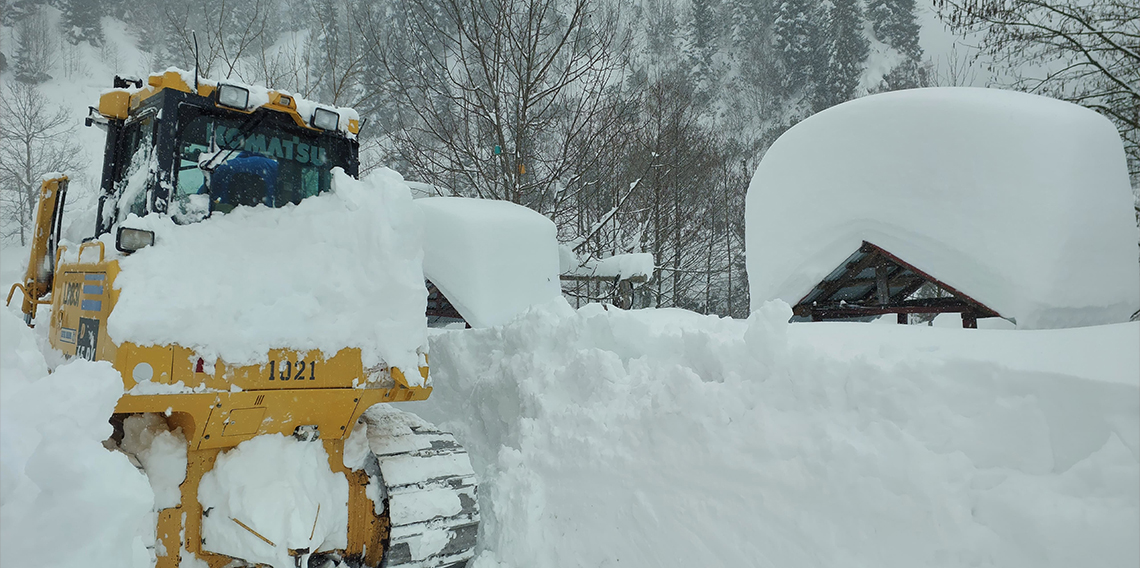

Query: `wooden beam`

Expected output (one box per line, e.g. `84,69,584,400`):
890,276,929,304
799,248,883,309
962,312,978,328
837,275,925,287
875,263,890,305
808,297,977,318
817,296,973,310
832,275,926,307
811,305,970,318
866,243,1000,318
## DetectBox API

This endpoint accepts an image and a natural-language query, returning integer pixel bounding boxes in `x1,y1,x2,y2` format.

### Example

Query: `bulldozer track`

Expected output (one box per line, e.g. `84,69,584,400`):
363,407,480,568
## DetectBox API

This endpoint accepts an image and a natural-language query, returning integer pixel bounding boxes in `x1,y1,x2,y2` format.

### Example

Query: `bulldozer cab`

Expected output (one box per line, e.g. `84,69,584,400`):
93,72,360,236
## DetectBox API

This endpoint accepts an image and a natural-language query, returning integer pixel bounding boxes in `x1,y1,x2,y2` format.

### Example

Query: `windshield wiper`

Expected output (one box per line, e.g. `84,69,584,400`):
198,111,268,172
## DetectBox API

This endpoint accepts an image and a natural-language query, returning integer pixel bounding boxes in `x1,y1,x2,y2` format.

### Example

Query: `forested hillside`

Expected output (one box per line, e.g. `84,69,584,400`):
2,0,1135,315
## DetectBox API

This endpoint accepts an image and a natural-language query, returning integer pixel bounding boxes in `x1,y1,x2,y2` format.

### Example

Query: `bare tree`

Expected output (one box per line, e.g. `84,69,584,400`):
13,5,56,84
363,0,631,217
249,0,369,107
931,43,980,87
164,0,271,80
0,82,86,246
611,73,732,311
935,0,1140,184
250,30,317,96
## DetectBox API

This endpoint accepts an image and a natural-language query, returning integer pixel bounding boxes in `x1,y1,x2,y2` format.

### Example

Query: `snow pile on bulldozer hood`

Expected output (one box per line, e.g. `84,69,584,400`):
104,168,428,375
413,301,1139,568
746,88,1140,328
0,308,154,568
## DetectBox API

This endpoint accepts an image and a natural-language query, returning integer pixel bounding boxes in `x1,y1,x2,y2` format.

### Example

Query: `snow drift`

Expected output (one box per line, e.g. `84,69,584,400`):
0,308,154,568
746,88,1140,328
411,301,1139,568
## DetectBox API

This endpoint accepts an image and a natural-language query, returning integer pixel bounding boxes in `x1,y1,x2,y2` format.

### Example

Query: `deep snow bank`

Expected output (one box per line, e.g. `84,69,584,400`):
746,88,1139,328
0,307,154,567
411,301,1139,568
102,168,427,374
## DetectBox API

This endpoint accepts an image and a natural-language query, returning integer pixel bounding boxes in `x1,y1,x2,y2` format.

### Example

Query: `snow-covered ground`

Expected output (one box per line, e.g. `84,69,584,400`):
3,239,1138,568
407,301,1139,568
1,300,154,567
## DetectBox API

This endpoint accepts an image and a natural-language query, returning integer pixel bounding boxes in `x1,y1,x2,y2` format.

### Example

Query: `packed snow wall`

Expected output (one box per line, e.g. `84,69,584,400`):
409,301,1139,568
746,88,1140,328
0,308,155,568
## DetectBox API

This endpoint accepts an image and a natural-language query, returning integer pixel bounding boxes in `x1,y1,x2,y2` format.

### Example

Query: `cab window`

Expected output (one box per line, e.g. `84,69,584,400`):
173,113,344,215
114,112,156,219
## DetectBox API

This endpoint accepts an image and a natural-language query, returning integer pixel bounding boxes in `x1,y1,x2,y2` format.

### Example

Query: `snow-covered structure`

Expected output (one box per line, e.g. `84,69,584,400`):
417,197,562,328
746,88,1140,329
559,250,654,309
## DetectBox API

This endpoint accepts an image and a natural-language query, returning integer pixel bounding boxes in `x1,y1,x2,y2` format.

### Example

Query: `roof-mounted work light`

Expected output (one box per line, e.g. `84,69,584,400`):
217,84,250,109
311,107,340,131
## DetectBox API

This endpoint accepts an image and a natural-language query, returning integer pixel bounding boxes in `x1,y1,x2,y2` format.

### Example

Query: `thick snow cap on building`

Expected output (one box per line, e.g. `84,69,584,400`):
746,88,1140,329
417,197,562,328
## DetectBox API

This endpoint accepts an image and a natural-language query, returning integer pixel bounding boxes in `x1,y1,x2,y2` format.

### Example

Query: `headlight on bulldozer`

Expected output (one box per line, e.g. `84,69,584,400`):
217,84,250,109
311,107,340,131
116,227,155,253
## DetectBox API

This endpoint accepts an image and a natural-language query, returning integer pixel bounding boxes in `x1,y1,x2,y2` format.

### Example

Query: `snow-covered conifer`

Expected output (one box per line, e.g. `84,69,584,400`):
61,0,104,46
13,6,54,84
772,0,827,97
867,0,922,59
821,0,870,109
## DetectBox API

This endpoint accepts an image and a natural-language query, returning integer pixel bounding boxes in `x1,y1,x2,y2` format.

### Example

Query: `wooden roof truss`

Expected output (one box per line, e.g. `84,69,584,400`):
791,241,1001,328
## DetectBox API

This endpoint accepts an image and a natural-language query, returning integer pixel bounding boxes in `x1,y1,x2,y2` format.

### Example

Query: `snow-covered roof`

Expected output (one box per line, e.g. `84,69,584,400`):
417,197,562,328
746,88,1139,329
562,251,654,280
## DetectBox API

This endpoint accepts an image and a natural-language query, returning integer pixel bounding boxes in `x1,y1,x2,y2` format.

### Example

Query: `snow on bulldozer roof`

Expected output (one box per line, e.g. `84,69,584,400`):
746,87,1139,329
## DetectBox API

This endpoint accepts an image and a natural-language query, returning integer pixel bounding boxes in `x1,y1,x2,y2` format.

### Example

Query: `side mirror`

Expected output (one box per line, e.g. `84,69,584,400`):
116,227,155,253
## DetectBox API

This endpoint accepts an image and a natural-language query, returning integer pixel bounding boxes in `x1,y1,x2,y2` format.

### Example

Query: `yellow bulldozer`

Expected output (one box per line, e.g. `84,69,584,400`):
8,70,479,568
